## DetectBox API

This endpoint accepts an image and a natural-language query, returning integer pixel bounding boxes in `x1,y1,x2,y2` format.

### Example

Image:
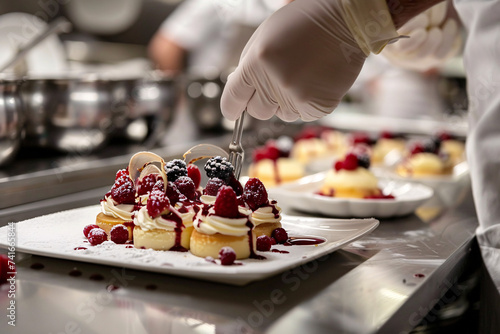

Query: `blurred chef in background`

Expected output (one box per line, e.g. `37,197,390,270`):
148,0,291,77
220,0,500,328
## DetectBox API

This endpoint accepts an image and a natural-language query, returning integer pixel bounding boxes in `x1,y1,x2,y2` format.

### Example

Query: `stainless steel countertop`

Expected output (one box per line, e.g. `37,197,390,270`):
0,191,478,334
0,109,478,333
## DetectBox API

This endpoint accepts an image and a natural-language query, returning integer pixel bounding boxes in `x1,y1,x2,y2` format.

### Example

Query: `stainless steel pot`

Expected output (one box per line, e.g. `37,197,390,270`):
0,78,24,166
21,75,114,153
110,71,180,146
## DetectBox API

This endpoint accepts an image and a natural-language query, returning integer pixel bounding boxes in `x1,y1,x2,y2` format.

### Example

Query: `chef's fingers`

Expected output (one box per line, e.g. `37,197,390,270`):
428,2,447,27
246,88,278,120
435,19,459,59
275,106,300,122
400,14,429,34
394,28,427,53
416,27,442,58
220,68,255,121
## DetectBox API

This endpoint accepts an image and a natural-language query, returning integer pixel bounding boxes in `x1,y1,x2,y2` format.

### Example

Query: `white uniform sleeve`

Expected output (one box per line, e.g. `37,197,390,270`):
454,0,500,289
158,0,220,50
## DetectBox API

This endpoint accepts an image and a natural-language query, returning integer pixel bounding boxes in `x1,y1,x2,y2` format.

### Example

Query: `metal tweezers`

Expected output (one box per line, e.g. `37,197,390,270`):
228,111,246,180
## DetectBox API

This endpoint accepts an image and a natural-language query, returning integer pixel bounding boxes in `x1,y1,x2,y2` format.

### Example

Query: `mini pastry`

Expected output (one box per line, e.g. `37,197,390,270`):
397,139,453,177
291,137,329,164
372,131,406,165
133,180,195,251
249,139,304,188
319,152,388,199
243,178,282,237
97,169,136,241
433,132,465,164
320,129,348,158
190,186,254,260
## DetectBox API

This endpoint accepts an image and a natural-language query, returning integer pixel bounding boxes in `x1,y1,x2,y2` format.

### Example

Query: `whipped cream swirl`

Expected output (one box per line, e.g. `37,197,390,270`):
100,196,134,221
134,205,194,232
194,206,252,236
250,202,282,226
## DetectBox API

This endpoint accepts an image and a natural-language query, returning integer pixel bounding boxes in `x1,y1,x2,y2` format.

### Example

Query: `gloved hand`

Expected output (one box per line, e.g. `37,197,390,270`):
221,0,400,122
382,1,462,72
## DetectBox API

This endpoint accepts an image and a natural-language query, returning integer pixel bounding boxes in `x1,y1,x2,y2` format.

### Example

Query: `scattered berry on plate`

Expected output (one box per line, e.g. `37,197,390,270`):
256,235,272,251
110,225,129,244
272,228,288,244
83,224,100,238
88,228,108,246
219,247,236,266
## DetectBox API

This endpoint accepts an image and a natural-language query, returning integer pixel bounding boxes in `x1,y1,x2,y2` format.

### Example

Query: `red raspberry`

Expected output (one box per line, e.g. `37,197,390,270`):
204,178,226,196
380,131,394,139
137,174,158,196
253,147,268,162
229,175,243,196
352,132,372,145
166,181,180,204
272,228,288,244
214,186,239,218
334,161,343,171
110,172,135,204
219,247,236,265
243,178,268,210
110,225,129,244
115,168,129,181
83,224,100,238
266,145,281,161
0,254,15,284
174,176,196,200
270,237,277,245
342,153,358,170
187,164,201,189
295,127,318,141
256,235,272,251
88,228,108,245
437,131,451,141
147,181,170,218
410,143,425,155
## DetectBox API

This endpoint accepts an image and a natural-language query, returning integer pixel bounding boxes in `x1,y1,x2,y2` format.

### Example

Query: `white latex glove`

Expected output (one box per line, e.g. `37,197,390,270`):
382,2,462,72
221,0,400,122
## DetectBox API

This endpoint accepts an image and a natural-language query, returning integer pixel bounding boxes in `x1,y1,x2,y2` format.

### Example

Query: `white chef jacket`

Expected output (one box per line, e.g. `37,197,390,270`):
454,0,500,291
158,0,288,76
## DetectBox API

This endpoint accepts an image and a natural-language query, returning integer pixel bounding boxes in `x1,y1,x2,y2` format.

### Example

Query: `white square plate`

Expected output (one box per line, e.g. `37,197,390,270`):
268,172,434,218
0,206,378,286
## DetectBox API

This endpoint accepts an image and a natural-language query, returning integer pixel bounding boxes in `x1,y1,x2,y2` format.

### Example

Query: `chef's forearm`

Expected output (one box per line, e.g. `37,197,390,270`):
387,0,445,29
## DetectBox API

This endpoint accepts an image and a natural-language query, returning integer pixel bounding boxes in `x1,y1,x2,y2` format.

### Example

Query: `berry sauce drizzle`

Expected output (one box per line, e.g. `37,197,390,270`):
271,249,289,254
161,207,188,252
74,247,87,250
284,237,325,246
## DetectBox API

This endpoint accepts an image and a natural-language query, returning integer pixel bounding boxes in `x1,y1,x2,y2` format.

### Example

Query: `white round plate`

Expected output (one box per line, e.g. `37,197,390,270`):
0,13,67,75
267,172,434,218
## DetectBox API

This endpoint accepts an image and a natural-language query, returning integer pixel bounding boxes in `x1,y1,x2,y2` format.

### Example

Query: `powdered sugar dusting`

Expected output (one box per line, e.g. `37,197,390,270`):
0,206,378,285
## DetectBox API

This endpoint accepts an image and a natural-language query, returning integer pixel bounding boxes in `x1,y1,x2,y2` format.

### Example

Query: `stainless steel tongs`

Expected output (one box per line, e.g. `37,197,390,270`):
228,111,246,180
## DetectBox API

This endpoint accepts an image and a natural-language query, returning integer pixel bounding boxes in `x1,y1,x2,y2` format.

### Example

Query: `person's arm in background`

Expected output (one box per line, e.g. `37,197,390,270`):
148,34,186,73
148,0,219,74
220,0,445,122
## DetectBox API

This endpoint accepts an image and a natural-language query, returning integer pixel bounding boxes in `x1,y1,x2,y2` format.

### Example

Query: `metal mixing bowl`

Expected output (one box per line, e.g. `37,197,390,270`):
0,77,24,166
110,71,180,146
21,75,115,153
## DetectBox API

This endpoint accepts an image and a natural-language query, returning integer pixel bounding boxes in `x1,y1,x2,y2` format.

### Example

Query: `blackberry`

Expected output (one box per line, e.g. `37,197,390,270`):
204,156,234,181
423,140,439,154
357,154,371,169
165,159,187,182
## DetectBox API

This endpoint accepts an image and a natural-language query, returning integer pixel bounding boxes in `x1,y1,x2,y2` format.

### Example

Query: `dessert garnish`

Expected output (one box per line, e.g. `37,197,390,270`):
219,247,237,266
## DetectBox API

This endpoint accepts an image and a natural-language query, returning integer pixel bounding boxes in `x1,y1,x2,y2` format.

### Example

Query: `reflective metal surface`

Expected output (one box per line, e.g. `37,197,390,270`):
0,78,24,166
21,76,114,152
